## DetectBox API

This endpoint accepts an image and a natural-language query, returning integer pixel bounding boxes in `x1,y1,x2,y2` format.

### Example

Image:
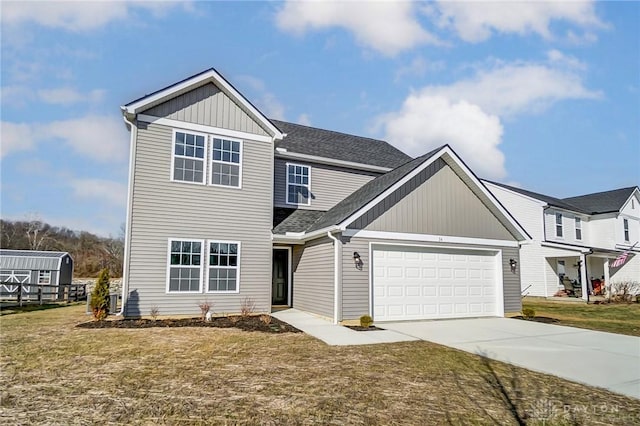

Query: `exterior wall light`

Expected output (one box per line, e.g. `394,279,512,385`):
509,258,518,273
353,252,363,270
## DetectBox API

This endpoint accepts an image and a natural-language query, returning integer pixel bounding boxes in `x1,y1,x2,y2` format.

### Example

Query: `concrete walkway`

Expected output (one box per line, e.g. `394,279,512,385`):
271,308,417,346
381,318,640,399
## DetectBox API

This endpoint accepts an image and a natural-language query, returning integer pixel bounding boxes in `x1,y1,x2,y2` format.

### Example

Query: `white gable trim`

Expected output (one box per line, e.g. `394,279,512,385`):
138,114,273,144
337,146,530,241
620,187,640,218
122,69,284,140
344,229,519,248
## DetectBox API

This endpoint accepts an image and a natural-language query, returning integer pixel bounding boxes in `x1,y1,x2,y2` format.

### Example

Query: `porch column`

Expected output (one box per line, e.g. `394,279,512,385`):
604,259,611,297
580,253,588,301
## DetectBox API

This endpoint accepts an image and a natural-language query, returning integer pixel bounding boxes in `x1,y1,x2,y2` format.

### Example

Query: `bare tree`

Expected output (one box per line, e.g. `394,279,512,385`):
25,216,53,250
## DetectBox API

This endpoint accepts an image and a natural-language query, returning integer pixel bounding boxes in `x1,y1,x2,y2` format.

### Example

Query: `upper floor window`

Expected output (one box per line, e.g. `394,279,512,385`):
167,239,203,293
575,217,582,240
623,218,629,242
172,131,206,184
208,241,240,293
211,138,241,188
555,213,563,238
38,270,51,285
286,163,310,205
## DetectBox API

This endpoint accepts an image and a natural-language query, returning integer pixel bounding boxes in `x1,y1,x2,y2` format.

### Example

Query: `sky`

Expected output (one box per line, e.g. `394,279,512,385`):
1,1,639,237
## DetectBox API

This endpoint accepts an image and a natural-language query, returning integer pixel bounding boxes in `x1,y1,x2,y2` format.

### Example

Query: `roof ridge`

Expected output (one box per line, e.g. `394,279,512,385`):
270,119,390,144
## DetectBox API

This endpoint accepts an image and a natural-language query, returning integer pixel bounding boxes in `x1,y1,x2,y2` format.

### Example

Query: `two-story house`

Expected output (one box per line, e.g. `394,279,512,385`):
484,181,640,299
119,68,529,323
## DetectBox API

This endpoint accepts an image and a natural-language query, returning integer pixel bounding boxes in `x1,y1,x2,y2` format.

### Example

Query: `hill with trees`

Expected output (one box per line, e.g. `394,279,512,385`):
0,219,123,277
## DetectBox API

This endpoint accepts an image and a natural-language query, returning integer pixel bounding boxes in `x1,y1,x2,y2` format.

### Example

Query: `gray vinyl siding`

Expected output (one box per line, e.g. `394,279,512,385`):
125,121,273,317
501,246,521,313
339,236,521,320
351,162,516,241
292,237,334,318
58,256,73,285
143,83,269,137
274,158,378,211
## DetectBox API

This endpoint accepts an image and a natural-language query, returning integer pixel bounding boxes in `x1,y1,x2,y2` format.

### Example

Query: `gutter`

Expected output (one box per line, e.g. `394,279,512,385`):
326,231,341,324
116,110,138,316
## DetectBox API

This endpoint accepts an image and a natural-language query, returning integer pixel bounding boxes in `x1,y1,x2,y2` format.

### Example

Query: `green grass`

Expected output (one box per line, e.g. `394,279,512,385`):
2,305,639,425
523,298,640,336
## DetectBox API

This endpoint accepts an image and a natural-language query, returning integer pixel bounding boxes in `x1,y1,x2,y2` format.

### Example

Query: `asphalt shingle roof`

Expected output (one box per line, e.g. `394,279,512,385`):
484,180,588,213
271,120,411,169
273,209,327,234
562,187,638,214
305,146,444,233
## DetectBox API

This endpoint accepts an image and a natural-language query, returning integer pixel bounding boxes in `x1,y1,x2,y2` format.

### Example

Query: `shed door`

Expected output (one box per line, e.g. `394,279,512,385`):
372,245,500,321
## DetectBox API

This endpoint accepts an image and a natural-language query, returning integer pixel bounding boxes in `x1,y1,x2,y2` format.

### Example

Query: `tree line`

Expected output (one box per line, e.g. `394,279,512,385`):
1,219,124,277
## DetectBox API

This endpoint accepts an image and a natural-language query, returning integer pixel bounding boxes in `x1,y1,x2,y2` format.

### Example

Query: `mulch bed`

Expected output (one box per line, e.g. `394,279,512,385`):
77,315,301,333
345,325,384,331
513,316,560,324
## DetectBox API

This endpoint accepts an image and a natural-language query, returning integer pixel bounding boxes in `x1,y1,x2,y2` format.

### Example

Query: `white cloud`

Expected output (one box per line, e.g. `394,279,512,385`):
1,115,129,162
1,122,36,158
434,0,605,42
275,1,440,56
37,87,106,105
378,95,506,179
297,114,312,126
417,61,601,117
1,1,192,32
546,49,587,70
395,56,446,82
0,85,35,108
236,75,286,120
70,178,127,207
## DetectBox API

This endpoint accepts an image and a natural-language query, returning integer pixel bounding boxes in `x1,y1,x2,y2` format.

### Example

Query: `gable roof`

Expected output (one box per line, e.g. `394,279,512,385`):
271,120,411,170
122,68,284,139
562,187,639,215
483,180,588,214
273,145,529,242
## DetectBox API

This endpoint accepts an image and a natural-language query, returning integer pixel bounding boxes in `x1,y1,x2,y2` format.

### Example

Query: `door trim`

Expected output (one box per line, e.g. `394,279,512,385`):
273,247,292,307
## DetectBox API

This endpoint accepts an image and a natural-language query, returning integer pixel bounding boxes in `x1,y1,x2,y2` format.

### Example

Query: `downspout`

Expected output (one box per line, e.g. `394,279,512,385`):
327,231,340,324
116,112,137,316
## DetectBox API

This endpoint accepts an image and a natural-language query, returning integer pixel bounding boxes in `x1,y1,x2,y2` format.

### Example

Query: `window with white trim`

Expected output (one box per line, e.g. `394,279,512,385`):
211,138,241,187
172,131,206,183
575,217,582,240
208,241,239,292
286,163,310,205
38,270,51,285
167,240,203,292
555,213,563,237
623,218,629,242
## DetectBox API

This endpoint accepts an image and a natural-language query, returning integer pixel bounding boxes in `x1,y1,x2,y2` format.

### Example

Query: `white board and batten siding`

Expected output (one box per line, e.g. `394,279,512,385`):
273,158,378,211
126,100,274,316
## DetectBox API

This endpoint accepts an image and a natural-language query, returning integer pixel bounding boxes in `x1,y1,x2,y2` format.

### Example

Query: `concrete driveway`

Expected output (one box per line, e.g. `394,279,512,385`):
381,318,640,399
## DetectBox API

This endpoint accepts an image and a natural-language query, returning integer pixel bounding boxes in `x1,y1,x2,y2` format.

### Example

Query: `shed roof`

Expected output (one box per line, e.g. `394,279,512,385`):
0,250,70,271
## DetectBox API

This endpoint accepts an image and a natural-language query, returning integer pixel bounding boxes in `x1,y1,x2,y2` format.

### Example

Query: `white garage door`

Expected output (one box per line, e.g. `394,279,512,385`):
372,245,500,321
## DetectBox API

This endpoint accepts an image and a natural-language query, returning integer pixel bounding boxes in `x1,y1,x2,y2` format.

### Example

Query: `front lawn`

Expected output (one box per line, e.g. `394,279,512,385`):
522,298,640,336
2,305,639,425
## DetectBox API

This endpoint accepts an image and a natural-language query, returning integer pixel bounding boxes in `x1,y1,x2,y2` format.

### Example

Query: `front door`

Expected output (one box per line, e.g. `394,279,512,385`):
272,249,289,305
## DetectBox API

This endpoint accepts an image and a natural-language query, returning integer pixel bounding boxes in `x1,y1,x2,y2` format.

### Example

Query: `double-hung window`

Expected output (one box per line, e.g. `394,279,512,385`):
575,217,582,240
38,270,51,285
172,131,206,183
207,241,240,292
623,218,629,242
555,213,563,238
211,138,241,187
286,163,310,205
167,240,203,292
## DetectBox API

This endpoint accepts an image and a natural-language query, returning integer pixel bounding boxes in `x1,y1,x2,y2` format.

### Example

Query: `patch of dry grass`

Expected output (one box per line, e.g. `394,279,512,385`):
2,305,639,425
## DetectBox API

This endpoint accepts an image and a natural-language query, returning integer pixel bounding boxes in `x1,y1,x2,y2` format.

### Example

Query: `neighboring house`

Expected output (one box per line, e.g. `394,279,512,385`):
484,182,640,299
0,250,74,300
119,68,529,322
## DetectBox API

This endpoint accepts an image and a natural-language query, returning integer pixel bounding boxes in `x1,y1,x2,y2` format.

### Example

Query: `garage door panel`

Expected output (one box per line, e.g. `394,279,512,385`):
372,245,499,321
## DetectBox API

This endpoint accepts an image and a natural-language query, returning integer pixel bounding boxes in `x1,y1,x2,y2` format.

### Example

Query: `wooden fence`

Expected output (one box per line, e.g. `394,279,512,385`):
0,283,87,306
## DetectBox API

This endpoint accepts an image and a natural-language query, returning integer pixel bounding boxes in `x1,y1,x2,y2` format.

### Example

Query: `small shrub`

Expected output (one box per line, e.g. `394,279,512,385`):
259,314,272,325
198,300,212,321
606,281,640,303
359,314,373,328
522,307,536,320
229,315,240,324
90,268,110,321
240,297,256,317
149,306,160,321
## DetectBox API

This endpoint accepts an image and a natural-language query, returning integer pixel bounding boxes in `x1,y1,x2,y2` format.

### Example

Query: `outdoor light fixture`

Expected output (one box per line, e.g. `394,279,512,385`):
509,258,518,273
353,252,362,269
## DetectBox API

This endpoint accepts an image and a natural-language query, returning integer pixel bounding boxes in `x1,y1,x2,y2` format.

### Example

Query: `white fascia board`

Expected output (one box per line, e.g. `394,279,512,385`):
482,180,547,207
138,114,273,144
540,241,591,254
271,225,339,243
344,229,519,248
122,69,283,140
275,151,391,173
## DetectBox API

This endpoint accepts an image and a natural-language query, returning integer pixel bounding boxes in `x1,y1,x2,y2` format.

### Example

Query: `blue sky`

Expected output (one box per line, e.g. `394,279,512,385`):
1,1,638,237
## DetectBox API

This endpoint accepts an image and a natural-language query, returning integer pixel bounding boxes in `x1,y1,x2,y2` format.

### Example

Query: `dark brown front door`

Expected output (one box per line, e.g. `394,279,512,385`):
272,249,289,305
